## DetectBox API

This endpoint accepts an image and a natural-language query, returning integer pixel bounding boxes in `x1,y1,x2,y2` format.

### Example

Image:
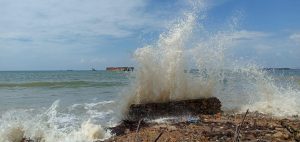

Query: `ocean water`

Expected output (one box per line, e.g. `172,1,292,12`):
1,70,299,141
0,71,130,113
0,70,299,112
0,71,132,141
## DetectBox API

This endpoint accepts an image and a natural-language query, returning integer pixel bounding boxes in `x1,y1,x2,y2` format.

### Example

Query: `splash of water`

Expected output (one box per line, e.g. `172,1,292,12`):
0,100,112,142
133,12,198,104
127,2,300,117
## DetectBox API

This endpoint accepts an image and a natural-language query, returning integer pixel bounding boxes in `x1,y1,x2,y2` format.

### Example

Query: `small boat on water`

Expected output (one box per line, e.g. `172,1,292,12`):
91,68,96,71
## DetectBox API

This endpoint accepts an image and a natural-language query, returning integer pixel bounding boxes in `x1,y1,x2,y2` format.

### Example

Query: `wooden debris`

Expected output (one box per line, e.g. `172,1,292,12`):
281,119,300,142
234,109,249,142
127,97,221,121
135,119,143,142
105,112,300,142
154,131,164,142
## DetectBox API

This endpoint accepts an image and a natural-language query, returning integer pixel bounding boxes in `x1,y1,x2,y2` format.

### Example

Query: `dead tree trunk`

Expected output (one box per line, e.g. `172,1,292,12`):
127,97,222,121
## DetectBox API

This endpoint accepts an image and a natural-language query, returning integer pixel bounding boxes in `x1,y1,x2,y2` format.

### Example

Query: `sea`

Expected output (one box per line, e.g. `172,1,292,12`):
0,70,299,141
1,70,299,113
0,71,132,141
0,71,130,113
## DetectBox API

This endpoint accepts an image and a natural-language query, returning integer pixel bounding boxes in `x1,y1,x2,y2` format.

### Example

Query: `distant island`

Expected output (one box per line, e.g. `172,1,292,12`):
263,68,291,70
106,67,134,71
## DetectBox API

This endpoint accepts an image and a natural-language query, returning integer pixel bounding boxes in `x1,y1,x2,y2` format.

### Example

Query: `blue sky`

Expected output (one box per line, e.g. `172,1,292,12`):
0,0,299,70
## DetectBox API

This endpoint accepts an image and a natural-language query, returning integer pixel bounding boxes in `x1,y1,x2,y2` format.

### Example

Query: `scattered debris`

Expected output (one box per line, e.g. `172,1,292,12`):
154,131,164,142
135,119,143,142
108,119,148,136
105,112,300,142
234,109,249,142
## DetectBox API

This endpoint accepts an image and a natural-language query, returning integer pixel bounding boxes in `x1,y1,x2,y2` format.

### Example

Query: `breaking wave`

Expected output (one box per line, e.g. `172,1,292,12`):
0,100,114,142
125,1,300,117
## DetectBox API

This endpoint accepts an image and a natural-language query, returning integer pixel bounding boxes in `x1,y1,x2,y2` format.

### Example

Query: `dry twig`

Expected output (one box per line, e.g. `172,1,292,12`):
154,131,164,142
135,119,143,142
234,109,249,142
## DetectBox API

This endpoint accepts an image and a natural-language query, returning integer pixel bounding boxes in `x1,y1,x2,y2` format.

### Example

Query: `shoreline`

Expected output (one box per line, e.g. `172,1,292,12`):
104,112,300,142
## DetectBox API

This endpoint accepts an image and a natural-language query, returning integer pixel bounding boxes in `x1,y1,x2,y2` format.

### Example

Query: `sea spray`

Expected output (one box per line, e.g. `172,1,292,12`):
125,1,300,117
0,100,113,142
130,2,230,105
133,12,196,104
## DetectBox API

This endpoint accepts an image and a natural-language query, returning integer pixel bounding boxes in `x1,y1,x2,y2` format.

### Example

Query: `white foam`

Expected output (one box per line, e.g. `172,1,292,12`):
0,100,114,142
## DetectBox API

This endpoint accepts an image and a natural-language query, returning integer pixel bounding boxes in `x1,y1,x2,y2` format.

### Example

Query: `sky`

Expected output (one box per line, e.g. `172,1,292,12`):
0,0,299,70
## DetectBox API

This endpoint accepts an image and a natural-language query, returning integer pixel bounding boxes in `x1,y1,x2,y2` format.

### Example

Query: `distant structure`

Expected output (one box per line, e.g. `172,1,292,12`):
92,68,96,71
106,67,134,71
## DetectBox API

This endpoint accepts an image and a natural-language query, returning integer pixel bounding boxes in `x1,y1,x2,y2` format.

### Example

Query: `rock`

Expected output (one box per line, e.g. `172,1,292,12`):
273,132,283,138
167,126,177,131
275,127,284,131
127,97,222,121
125,129,130,134
108,119,148,136
295,132,300,141
265,134,271,137
272,132,289,139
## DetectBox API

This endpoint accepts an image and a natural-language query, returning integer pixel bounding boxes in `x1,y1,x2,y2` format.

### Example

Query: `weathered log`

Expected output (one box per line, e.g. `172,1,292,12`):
108,97,222,136
127,97,222,121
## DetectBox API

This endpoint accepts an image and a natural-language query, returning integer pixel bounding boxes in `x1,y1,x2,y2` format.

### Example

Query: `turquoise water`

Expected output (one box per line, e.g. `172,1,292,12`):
0,71,131,113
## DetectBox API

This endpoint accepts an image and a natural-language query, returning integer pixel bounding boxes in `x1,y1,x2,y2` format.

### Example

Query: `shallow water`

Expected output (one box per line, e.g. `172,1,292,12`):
0,71,129,113
0,71,132,141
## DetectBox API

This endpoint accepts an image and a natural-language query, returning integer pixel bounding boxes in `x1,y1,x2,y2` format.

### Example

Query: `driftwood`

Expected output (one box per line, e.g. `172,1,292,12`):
127,97,221,121
154,131,164,142
109,97,221,136
234,109,249,142
135,119,143,142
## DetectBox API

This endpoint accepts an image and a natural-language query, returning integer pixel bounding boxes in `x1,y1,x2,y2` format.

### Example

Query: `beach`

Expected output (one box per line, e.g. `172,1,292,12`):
105,112,300,142
101,96,300,142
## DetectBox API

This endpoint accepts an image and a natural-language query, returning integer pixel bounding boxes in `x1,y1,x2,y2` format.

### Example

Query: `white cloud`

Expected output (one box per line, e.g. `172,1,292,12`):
290,33,300,44
0,0,158,42
0,0,189,70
